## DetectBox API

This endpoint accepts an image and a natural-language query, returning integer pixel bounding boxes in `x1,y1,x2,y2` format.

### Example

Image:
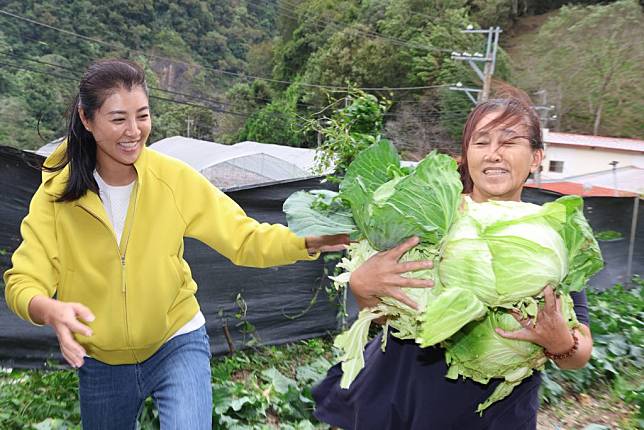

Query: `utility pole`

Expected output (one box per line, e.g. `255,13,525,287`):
625,196,639,288
534,89,557,129
449,26,502,104
185,117,194,138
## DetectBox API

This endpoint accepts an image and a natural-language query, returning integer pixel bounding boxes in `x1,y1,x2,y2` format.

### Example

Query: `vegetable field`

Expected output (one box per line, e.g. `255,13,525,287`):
1,280,641,429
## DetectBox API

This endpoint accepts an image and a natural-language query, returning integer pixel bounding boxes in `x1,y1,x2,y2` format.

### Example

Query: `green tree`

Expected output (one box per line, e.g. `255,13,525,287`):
216,81,274,144
269,0,509,152
0,0,278,149
238,98,303,146
311,90,390,174
469,0,617,29
151,104,218,143
512,0,643,137
0,96,42,149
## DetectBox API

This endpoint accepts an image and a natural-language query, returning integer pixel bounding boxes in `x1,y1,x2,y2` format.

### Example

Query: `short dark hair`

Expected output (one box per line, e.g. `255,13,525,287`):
45,59,149,202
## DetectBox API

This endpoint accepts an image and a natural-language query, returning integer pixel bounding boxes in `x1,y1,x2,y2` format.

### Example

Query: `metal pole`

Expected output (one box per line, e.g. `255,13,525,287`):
609,161,619,197
480,28,494,102
491,27,500,74
625,196,639,288
450,27,502,105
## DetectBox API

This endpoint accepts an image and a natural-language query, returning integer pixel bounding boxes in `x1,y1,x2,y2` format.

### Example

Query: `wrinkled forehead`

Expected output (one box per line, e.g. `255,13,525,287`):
473,110,531,138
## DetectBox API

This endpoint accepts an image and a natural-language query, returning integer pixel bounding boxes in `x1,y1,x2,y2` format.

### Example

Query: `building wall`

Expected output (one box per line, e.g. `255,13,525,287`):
541,144,644,180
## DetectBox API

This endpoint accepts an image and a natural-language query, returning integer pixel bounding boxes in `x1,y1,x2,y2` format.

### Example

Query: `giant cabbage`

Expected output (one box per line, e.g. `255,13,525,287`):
283,139,603,413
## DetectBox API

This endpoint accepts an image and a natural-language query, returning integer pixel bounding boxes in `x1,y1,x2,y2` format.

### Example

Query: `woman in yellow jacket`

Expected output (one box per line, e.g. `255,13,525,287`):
3,59,347,429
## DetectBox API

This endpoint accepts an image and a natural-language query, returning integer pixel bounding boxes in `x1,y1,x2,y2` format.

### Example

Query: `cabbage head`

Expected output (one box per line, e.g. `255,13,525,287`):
443,294,579,413
287,138,463,250
283,140,603,413
418,195,599,348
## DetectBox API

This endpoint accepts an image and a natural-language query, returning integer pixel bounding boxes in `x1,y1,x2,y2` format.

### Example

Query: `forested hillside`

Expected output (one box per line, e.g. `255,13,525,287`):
0,0,278,148
509,1,643,138
0,0,640,155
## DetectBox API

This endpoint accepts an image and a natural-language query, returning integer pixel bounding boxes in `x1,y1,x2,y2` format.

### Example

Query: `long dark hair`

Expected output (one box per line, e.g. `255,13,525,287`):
45,59,149,202
458,84,543,194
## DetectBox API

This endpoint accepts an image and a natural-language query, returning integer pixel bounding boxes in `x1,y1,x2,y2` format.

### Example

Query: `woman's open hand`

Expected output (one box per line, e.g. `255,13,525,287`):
29,295,95,368
349,237,434,310
496,285,573,352
496,285,593,369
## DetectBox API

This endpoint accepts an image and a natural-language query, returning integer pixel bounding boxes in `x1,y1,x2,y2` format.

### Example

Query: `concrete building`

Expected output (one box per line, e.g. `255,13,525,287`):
540,130,644,181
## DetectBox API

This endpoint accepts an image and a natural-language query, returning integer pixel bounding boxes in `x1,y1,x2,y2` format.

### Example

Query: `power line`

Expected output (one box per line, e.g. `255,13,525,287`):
148,95,249,118
0,51,469,116
0,56,468,117
0,9,319,88
0,59,325,130
384,110,471,118
0,59,470,127
0,60,78,83
326,84,451,91
384,113,470,122
0,59,468,153
0,45,457,125
0,50,79,75
257,0,453,54
0,60,252,117
0,51,227,107
1,50,472,135
0,50,312,111
0,9,452,92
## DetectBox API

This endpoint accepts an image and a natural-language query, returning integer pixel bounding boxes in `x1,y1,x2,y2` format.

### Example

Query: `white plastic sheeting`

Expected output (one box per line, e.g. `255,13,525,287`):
150,137,325,190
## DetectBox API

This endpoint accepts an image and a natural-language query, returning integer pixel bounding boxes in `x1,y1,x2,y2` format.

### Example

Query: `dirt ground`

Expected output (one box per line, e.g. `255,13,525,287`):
537,389,639,429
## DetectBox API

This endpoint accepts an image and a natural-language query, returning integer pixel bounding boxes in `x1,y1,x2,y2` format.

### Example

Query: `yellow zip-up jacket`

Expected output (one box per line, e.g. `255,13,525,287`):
4,145,315,364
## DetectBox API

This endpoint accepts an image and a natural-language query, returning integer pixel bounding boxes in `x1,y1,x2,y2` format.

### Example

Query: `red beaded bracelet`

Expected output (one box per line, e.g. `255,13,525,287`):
544,329,579,360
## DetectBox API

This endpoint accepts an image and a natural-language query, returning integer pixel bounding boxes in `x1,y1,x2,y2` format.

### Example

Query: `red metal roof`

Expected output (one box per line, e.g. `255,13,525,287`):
524,181,637,197
543,131,644,153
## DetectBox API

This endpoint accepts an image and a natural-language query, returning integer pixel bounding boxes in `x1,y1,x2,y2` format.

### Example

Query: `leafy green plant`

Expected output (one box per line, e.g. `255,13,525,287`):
210,339,334,429
0,339,335,429
540,281,643,416
309,90,391,176
234,293,260,347
0,366,80,429
237,84,305,147
594,230,623,241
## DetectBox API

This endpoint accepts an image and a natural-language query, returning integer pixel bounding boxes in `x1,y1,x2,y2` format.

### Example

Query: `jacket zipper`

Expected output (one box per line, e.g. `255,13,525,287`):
78,182,138,359
78,208,132,350
121,255,126,293
119,183,138,359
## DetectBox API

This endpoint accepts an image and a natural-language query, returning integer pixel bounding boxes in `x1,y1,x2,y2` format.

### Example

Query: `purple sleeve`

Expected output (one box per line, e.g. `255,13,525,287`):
570,289,589,326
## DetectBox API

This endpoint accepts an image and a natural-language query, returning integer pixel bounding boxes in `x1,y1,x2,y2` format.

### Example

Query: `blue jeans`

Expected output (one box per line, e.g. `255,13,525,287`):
78,325,212,429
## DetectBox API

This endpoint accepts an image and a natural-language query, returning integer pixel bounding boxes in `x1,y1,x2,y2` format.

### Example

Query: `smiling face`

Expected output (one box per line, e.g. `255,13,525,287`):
80,85,151,185
466,110,543,203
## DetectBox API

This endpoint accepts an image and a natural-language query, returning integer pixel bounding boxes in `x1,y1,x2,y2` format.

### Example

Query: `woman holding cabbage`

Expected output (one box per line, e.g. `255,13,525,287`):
310,89,595,429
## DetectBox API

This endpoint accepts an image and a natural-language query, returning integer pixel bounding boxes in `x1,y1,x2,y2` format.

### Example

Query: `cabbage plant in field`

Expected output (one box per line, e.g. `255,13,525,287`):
283,139,603,413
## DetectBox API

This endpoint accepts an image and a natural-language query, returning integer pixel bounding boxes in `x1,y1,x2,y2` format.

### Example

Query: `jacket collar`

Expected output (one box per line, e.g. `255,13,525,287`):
42,140,148,217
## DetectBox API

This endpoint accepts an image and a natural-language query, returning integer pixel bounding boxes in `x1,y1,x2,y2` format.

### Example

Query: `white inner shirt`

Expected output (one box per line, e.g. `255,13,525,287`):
93,170,204,341
93,170,134,245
